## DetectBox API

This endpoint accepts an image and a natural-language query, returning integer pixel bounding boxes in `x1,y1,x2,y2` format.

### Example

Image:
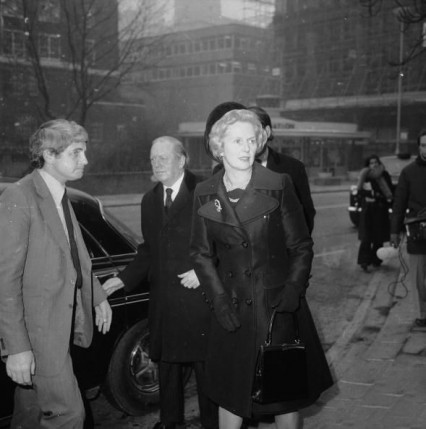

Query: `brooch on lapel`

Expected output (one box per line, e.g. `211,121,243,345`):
214,199,222,213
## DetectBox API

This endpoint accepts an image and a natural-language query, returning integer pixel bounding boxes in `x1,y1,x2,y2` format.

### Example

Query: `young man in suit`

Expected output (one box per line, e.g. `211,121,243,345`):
103,136,218,429
0,119,112,428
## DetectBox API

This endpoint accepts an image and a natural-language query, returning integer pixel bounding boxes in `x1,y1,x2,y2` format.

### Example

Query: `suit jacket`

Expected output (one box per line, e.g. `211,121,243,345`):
0,170,106,376
266,147,316,234
119,170,211,362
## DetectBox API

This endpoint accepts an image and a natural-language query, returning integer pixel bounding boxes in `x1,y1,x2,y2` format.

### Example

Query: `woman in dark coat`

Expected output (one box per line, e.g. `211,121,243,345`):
190,109,333,429
356,155,394,272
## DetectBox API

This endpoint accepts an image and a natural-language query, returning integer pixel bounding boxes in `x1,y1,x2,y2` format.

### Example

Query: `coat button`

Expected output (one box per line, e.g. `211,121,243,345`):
225,243,231,249
228,271,234,278
241,241,249,248
245,299,253,305
244,270,252,277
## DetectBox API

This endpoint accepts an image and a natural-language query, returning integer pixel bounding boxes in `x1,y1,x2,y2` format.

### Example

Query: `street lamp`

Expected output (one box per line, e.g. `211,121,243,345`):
392,7,408,156
395,18,404,155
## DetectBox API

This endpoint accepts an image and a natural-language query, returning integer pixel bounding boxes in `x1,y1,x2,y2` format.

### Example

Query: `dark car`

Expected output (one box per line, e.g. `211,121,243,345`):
0,182,158,426
348,153,413,227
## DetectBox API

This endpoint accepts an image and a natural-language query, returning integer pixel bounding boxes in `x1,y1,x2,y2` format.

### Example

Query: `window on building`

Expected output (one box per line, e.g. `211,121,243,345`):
39,33,61,59
209,38,216,50
194,41,201,52
232,61,242,73
201,64,209,75
116,124,127,142
193,65,200,76
202,39,209,51
89,122,104,143
247,63,257,74
217,62,226,74
10,73,25,97
225,36,232,48
217,36,225,49
3,30,26,58
209,63,216,74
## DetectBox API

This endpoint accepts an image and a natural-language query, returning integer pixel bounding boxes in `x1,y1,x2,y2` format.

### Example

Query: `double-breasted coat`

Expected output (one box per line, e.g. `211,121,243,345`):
119,170,211,362
190,164,333,418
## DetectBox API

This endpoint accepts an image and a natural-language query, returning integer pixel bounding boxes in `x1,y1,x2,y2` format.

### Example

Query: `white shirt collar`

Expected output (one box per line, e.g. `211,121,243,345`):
163,172,185,202
38,169,66,207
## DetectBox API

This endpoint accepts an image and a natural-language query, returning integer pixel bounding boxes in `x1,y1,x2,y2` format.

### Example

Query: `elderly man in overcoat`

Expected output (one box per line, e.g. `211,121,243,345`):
103,136,217,429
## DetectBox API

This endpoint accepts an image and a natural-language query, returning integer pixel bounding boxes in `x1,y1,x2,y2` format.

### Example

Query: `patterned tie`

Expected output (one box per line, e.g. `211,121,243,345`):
165,188,173,213
61,190,82,289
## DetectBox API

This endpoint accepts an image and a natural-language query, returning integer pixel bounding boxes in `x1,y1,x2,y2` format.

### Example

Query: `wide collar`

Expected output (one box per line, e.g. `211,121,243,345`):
30,170,71,256
197,163,280,227
155,169,197,224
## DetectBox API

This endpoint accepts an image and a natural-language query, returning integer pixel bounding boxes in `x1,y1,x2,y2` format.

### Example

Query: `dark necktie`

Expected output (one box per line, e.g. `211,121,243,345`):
62,190,82,289
165,188,173,213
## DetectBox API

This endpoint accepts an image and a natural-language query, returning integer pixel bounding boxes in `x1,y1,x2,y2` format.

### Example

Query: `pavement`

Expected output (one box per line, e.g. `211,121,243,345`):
97,181,426,429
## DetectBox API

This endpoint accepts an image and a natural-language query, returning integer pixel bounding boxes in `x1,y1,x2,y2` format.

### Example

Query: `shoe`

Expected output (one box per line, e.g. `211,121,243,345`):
152,423,178,429
415,318,426,327
360,264,369,272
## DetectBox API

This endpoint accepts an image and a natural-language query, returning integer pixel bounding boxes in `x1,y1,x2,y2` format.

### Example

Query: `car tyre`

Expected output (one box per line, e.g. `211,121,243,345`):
102,319,159,415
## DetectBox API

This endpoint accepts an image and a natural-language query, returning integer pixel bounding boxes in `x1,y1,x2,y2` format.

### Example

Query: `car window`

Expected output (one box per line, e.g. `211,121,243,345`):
72,200,135,257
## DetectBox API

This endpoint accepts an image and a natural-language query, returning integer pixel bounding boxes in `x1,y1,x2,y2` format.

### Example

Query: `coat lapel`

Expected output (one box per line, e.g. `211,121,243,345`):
197,164,280,226
32,171,70,256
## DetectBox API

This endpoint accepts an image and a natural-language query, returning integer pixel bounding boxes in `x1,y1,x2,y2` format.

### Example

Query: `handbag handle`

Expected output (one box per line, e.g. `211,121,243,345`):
265,310,301,346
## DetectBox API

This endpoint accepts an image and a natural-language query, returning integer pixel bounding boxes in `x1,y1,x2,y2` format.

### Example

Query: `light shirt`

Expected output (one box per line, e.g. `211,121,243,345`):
163,172,184,205
38,169,69,240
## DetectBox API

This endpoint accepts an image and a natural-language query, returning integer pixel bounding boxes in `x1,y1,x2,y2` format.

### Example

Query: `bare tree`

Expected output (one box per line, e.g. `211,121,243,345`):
359,0,426,63
1,0,166,124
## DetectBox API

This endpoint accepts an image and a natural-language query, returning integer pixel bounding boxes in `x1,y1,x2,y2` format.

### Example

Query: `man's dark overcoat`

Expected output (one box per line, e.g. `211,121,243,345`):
190,164,333,418
266,147,316,234
119,170,210,362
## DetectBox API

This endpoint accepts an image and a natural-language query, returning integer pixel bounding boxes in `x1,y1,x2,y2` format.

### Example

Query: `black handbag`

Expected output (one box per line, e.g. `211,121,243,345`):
252,310,308,404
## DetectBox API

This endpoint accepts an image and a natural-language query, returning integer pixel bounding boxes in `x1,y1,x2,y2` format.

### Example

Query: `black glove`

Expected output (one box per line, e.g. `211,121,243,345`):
212,294,241,332
271,285,301,313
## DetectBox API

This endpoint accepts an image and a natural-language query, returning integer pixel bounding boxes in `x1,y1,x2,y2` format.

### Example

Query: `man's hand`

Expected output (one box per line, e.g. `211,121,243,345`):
95,300,112,334
6,350,35,386
390,233,401,248
178,270,200,289
102,276,124,296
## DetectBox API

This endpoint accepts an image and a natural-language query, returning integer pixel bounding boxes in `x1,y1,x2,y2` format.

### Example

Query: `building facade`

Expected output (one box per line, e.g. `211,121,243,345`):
273,0,426,157
122,21,280,156
0,0,145,177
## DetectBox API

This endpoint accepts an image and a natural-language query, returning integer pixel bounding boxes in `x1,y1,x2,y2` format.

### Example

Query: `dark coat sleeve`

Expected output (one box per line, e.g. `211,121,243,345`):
118,195,152,291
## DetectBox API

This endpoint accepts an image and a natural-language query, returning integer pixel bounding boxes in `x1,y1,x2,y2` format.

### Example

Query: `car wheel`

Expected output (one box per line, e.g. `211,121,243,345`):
102,319,159,415
349,211,360,227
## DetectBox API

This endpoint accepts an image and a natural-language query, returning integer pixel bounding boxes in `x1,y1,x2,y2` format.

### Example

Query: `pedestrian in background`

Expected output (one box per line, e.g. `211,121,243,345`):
356,154,394,272
0,119,112,428
103,136,218,429
391,132,426,327
191,109,333,429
